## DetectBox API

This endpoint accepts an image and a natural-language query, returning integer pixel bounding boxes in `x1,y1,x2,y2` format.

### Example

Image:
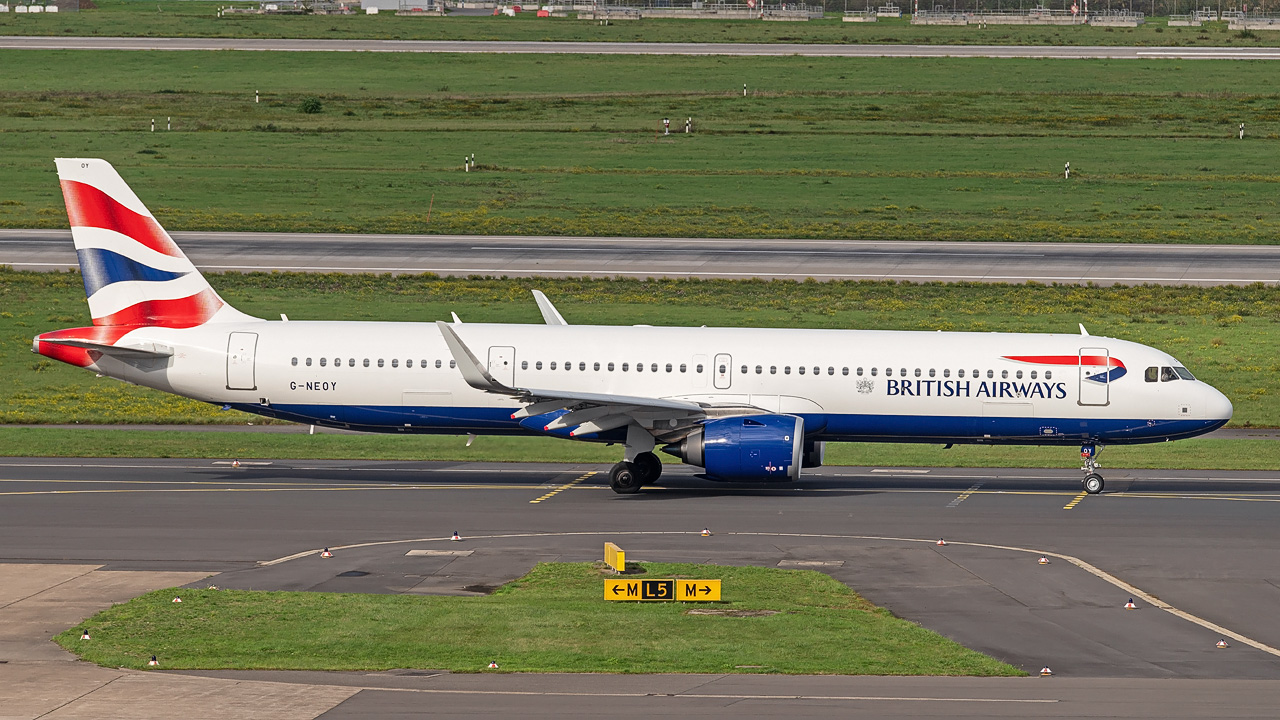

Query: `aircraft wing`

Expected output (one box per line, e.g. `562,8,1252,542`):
435,321,705,438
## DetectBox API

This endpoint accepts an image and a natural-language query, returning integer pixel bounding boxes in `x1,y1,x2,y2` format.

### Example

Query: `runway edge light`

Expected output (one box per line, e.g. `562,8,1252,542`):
1040,666,1053,676
1217,639,1229,649
701,528,712,537
488,661,499,669
148,655,159,667
1124,598,1138,609
452,531,462,542
79,629,89,640
172,596,182,603
937,538,947,546
1038,556,1049,565
320,548,333,558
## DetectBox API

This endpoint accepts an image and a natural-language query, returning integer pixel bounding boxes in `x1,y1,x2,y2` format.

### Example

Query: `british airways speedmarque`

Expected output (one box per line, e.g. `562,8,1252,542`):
34,159,1233,495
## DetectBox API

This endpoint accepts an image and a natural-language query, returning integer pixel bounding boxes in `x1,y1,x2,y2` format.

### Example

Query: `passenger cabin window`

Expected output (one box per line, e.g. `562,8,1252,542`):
870,367,878,376
1045,371,1052,380
449,360,456,368
885,368,893,377
928,369,936,378
319,358,327,367
608,362,615,371
579,362,586,371
522,361,528,370
1015,370,1022,379
798,366,805,375
756,366,763,374
594,362,601,371
364,359,371,368
536,361,543,370
1001,370,1008,379
305,358,312,367
843,367,850,376
696,364,704,373
651,363,658,373
680,364,687,373
550,362,557,370
784,366,791,375
291,357,298,366
378,359,385,368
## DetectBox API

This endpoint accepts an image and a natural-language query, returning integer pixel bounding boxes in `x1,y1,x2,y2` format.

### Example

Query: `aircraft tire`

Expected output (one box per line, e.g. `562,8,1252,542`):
632,452,662,485
610,462,642,494
1083,473,1104,495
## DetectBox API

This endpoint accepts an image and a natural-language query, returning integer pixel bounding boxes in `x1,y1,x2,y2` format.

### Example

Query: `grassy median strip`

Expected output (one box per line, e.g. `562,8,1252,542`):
3,51,1280,243
5,270,1278,427
56,561,1021,675
3,428,1276,469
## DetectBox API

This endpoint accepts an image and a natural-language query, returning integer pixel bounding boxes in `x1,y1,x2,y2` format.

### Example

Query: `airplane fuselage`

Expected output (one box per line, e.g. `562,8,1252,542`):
52,320,1232,447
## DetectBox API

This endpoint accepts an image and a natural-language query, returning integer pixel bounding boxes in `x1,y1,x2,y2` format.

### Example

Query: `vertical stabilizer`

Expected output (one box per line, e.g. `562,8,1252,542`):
54,158,257,327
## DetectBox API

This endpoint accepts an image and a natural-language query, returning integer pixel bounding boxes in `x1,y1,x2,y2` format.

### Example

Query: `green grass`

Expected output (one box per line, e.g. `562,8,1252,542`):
55,561,1021,674
3,51,1280,242
3,0,1278,47
5,269,1278,426
4,428,1279,470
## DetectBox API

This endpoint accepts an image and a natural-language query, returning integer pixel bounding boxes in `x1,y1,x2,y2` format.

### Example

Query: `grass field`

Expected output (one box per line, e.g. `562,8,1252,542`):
4,269,1277,428
3,0,1279,47
2,51,1280,242
56,561,1021,674
4,428,1278,470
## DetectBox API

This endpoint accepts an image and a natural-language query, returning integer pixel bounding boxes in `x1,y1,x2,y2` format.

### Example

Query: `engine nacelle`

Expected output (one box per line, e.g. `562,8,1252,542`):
665,414,804,483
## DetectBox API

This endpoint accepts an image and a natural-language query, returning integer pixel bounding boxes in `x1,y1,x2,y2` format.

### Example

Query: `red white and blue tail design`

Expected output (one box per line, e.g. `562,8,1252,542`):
55,158,256,327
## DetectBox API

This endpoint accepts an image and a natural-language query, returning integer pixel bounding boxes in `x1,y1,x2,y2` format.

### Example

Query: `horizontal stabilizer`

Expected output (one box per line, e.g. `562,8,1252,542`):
35,336,172,358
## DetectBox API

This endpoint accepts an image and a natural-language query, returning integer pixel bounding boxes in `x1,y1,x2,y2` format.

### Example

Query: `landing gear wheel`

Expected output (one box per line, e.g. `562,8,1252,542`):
1083,473,1104,495
632,452,662,485
609,462,642,494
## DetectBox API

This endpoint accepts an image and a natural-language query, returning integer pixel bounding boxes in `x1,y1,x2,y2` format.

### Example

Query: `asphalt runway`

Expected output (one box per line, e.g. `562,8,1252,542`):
5,229,1277,285
5,37,1280,59
4,457,1280,717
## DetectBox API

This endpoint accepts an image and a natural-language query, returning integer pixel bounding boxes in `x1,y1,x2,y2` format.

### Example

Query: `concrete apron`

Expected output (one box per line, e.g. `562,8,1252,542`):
0,564,356,720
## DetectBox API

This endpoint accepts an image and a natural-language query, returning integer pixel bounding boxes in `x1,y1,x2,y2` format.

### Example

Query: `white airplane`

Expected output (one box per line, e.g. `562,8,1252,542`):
34,159,1233,495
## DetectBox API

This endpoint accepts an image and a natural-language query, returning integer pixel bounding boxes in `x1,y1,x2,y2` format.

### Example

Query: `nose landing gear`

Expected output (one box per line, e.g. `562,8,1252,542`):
1081,443,1105,494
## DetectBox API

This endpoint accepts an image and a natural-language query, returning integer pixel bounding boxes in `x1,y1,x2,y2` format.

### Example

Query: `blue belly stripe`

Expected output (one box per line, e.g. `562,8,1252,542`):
231,403,1226,446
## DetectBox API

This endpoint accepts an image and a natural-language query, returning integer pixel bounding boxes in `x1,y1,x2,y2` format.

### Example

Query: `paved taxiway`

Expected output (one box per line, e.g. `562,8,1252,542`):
5,229,1276,285
3,457,1280,717
6,37,1280,59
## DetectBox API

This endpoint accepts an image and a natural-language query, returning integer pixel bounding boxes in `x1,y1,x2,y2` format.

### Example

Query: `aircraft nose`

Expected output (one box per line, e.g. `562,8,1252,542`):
1205,385,1233,422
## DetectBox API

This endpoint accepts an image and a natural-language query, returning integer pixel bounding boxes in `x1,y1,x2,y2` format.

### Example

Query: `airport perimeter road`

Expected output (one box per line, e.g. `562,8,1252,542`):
4,37,1280,59
5,229,1278,285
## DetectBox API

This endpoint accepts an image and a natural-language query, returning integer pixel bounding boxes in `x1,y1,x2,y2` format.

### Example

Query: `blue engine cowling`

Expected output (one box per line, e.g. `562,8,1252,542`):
664,414,805,482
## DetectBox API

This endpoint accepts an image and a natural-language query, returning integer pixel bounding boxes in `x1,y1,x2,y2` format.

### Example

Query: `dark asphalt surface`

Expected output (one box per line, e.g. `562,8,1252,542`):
4,229,1277,286
4,457,1280,702
5,37,1280,59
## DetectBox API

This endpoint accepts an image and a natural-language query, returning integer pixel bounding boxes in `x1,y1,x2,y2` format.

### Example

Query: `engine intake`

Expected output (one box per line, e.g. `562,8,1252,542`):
664,414,805,483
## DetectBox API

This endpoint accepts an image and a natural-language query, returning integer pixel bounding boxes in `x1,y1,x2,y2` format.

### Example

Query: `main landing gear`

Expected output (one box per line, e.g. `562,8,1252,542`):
1081,443,1105,494
609,452,661,494
609,424,663,494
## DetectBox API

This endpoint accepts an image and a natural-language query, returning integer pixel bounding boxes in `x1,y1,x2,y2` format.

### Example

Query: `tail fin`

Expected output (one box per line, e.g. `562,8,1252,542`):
55,158,257,327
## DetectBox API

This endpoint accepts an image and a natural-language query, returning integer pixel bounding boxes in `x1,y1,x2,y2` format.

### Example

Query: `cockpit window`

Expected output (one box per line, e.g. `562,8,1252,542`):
1145,367,1158,383
1161,366,1178,382
1174,366,1196,381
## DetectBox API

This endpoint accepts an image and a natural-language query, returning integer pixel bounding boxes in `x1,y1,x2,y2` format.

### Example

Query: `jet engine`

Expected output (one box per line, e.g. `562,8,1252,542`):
664,414,804,482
